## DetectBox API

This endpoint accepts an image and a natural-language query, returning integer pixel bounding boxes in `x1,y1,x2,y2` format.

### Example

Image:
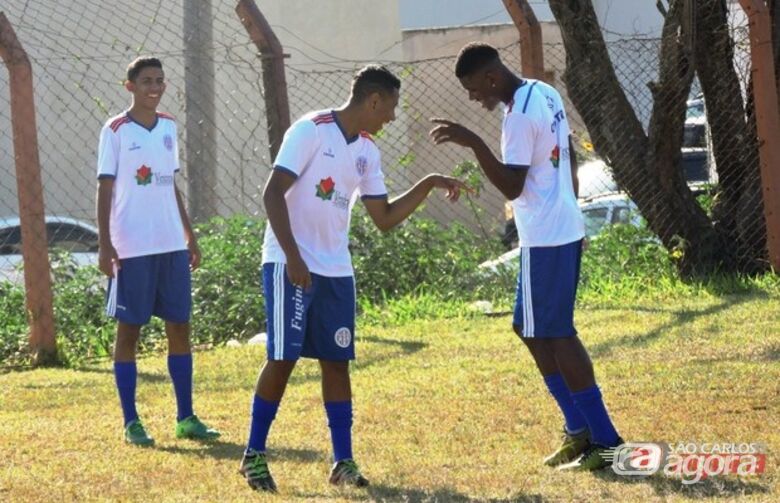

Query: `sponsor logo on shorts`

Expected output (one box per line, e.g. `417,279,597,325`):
290,286,305,332
334,327,351,348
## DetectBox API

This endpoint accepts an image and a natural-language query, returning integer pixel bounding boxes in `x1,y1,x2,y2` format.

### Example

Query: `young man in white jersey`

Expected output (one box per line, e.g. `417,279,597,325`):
430,43,623,471
239,65,467,492
97,57,219,446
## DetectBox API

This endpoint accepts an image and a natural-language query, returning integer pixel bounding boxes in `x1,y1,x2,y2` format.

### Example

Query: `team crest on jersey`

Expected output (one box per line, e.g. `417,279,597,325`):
315,176,336,200
334,327,351,348
135,165,153,185
163,134,173,151
549,146,560,168
355,156,368,176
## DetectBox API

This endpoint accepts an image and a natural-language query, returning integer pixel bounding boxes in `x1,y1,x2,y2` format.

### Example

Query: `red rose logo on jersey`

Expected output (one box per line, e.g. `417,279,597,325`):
315,176,336,200
549,145,560,168
135,165,153,186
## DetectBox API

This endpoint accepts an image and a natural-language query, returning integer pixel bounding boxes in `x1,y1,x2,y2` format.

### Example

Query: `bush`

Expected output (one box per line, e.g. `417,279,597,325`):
350,210,506,303
50,251,115,365
0,281,28,365
190,215,266,345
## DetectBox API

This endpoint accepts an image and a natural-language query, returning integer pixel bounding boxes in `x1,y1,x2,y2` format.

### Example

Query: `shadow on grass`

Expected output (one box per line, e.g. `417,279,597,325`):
284,334,428,387
294,484,548,502
66,365,171,384
155,439,323,463
592,470,770,499
587,296,752,358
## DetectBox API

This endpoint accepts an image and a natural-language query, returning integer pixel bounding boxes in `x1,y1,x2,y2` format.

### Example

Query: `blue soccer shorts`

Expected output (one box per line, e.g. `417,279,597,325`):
263,263,356,361
105,250,191,325
513,239,583,338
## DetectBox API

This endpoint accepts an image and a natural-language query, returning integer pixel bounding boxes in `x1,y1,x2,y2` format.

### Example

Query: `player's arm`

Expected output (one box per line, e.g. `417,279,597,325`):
262,169,311,289
174,182,201,271
429,118,528,200
96,178,118,277
569,135,579,198
362,174,466,232
96,125,120,277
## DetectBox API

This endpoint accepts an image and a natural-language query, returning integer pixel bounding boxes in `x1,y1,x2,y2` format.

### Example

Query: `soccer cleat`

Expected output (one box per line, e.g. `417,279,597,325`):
544,427,591,466
329,459,370,487
239,449,277,492
124,419,154,446
175,415,221,440
557,436,624,471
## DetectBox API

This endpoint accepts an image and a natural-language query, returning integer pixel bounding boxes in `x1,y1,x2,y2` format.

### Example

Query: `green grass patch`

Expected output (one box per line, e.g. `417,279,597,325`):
1,293,777,501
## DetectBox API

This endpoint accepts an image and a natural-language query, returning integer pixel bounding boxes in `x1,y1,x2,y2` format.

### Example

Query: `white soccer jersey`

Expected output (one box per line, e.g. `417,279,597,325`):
262,110,388,277
97,111,187,259
502,79,585,247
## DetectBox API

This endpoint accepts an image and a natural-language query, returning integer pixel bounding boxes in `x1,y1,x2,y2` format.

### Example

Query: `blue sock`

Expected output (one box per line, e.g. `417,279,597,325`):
114,361,139,427
246,395,280,454
571,385,620,447
543,373,587,434
167,354,194,422
324,401,353,462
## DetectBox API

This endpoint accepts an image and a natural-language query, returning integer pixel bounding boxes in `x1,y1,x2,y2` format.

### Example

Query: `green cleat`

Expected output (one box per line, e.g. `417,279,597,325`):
125,419,154,446
557,437,624,471
175,415,221,440
329,459,370,487
239,449,277,492
544,427,590,466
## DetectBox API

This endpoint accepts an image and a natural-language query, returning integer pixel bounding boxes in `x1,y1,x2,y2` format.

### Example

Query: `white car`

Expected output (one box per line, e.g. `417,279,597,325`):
0,216,99,283
579,193,641,238
480,194,641,273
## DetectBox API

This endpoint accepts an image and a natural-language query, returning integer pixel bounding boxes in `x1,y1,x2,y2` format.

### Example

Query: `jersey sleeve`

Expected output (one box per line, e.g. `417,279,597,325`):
96,124,120,179
502,112,536,169
359,148,387,199
273,119,319,179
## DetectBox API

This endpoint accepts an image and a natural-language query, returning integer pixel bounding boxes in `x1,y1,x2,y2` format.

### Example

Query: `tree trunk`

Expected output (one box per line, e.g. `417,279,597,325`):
696,0,765,272
548,0,725,276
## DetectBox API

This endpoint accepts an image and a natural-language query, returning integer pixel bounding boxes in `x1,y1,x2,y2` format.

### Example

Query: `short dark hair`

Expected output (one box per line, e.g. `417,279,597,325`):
455,42,500,78
351,65,401,102
126,57,163,82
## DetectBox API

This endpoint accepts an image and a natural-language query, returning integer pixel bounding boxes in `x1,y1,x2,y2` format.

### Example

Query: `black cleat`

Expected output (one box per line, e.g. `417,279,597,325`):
239,449,278,492
328,459,370,487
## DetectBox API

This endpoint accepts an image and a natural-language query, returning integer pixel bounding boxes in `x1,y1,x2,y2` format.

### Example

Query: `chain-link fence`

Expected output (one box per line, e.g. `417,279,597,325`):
0,2,770,285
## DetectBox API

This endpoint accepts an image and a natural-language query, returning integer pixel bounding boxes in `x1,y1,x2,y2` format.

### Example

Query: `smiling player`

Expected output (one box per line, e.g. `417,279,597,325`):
97,57,219,446
430,43,624,471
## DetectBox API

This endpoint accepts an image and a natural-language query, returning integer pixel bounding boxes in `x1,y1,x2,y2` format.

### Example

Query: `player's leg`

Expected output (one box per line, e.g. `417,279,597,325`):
514,247,588,465
304,274,368,487
156,250,219,440
107,256,155,446
552,335,622,470
241,263,310,492
524,240,622,470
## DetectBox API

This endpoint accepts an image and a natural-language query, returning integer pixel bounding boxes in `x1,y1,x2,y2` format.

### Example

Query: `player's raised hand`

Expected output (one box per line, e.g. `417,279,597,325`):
98,241,120,277
429,118,477,148
429,174,472,202
286,254,312,291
